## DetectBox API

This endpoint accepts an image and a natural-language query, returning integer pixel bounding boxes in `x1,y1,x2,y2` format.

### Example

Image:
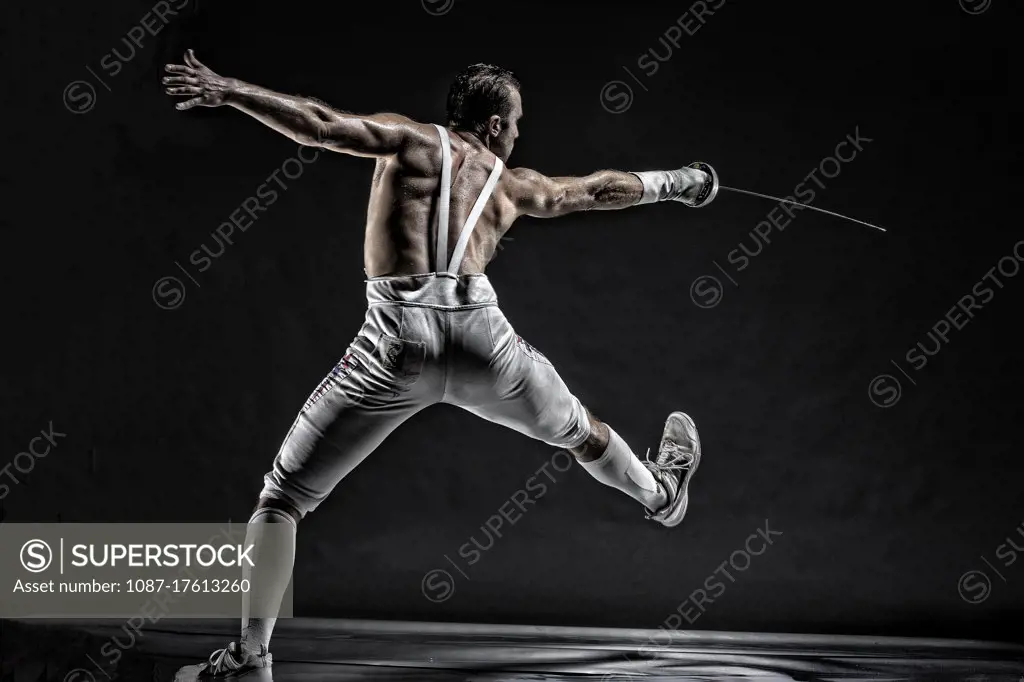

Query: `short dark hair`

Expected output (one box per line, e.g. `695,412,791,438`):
446,64,521,133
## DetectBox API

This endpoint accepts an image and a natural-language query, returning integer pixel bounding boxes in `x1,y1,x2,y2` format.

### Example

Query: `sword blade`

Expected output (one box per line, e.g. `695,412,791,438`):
719,185,887,233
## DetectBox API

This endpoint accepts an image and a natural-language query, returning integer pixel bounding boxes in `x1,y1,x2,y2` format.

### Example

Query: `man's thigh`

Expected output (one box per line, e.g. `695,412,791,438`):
451,307,591,449
261,325,431,517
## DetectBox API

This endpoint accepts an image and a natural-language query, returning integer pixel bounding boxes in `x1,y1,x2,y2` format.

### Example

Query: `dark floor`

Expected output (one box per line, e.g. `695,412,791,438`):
3,618,1024,681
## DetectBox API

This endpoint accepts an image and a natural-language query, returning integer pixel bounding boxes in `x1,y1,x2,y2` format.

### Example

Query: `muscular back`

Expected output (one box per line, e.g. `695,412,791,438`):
365,125,517,277
159,51,647,270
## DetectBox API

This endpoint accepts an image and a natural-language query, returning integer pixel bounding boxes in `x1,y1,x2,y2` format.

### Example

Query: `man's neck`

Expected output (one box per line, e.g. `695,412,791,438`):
452,127,491,153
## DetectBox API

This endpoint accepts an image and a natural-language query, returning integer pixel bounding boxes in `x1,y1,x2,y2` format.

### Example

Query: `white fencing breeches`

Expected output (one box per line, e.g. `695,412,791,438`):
260,273,592,517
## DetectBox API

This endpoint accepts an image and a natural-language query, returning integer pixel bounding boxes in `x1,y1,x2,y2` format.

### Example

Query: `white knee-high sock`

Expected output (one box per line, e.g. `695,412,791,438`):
579,426,667,511
239,507,297,655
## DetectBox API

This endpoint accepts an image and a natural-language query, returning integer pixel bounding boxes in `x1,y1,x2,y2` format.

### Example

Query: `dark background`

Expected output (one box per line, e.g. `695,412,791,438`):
1,0,1020,643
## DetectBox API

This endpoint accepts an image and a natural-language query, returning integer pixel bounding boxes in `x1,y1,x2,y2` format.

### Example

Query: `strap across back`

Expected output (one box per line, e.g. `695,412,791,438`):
432,124,504,275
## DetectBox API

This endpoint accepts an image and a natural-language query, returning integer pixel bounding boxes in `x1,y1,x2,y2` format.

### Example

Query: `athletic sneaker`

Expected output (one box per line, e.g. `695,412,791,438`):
644,411,702,527
173,641,271,680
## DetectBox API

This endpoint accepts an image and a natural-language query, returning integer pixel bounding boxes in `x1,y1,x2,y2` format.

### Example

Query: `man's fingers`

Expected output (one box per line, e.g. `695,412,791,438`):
165,86,202,96
184,49,206,69
164,64,196,75
162,75,199,86
175,96,206,111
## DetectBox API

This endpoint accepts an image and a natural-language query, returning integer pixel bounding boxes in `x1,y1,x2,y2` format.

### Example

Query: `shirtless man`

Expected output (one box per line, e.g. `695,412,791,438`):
163,49,717,677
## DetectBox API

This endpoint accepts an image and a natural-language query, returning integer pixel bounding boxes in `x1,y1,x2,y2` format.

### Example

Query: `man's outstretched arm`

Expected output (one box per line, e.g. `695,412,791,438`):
163,50,412,157
509,165,714,219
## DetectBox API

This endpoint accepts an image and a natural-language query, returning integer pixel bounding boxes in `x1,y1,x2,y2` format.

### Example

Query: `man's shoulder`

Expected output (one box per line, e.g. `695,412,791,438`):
384,115,437,142
502,167,553,196
391,119,446,169
503,166,545,184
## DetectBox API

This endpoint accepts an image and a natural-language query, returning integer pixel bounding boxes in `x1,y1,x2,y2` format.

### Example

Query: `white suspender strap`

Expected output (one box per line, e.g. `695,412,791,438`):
447,157,504,275
433,124,453,274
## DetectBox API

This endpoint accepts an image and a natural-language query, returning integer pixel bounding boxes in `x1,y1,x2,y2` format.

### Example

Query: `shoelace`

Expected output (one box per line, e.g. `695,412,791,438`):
644,440,695,472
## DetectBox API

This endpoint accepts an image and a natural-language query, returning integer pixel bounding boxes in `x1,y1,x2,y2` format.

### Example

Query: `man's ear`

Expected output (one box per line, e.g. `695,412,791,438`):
487,114,502,138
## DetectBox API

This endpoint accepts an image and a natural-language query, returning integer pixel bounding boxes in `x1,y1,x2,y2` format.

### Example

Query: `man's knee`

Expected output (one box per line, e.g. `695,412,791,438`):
254,496,302,526
570,409,609,463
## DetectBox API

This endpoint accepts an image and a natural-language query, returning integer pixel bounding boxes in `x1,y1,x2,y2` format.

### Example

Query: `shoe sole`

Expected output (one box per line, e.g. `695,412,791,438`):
187,668,271,681
178,660,272,681
658,411,701,527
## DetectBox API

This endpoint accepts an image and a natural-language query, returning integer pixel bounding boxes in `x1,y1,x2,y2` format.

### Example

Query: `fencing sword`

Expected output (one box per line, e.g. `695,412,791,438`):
721,185,887,233
689,162,888,233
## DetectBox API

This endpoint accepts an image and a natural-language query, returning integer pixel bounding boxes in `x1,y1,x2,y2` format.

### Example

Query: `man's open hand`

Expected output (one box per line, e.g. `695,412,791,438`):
163,49,235,110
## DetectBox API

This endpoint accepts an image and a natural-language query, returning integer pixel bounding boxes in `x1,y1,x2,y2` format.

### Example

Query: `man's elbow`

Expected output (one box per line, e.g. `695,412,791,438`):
290,114,332,148
293,121,362,154
539,190,572,218
552,178,596,216
295,101,340,147
295,131,324,148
